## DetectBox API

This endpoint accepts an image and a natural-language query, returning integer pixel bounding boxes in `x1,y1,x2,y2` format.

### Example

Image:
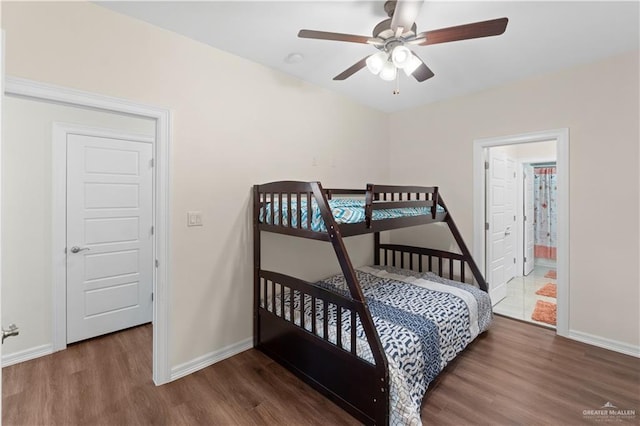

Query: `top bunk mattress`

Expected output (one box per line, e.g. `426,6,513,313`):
260,198,445,232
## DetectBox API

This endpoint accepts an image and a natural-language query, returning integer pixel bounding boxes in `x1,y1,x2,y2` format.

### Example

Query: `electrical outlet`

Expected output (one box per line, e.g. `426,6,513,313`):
187,211,203,227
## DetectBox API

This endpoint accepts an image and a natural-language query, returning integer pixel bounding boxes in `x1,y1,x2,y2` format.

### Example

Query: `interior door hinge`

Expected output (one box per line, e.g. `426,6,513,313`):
155,259,159,267
524,215,527,221
514,258,516,264
151,226,154,235
151,292,154,301
150,158,155,167
524,257,527,263
485,222,489,231
484,161,489,170
514,215,516,222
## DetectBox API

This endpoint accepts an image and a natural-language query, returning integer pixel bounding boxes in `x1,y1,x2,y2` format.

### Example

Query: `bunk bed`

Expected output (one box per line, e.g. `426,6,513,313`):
253,181,492,425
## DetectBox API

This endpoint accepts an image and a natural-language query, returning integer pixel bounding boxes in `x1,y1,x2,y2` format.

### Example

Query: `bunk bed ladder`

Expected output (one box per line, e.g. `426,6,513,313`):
310,182,390,425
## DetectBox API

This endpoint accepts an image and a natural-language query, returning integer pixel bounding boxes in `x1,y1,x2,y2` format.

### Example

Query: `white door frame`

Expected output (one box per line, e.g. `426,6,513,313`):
473,129,569,337
4,77,172,385
53,123,154,345
0,31,5,418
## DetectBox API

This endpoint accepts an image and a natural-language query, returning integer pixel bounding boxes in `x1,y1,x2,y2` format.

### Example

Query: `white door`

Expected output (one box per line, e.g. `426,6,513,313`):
503,156,517,282
486,149,507,304
66,134,153,343
523,164,535,275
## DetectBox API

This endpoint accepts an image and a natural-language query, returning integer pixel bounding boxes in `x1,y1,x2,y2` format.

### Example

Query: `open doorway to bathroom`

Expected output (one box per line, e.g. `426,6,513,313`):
488,140,559,328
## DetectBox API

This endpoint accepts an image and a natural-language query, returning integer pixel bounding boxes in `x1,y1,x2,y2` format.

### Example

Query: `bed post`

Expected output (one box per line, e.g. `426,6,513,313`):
439,196,488,291
252,185,261,347
374,232,381,266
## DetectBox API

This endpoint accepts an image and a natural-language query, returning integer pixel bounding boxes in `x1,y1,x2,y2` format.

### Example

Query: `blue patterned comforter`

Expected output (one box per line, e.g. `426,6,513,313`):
266,266,492,425
260,198,445,232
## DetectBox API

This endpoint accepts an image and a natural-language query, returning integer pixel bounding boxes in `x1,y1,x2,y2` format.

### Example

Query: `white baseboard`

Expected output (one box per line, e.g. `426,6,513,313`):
170,337,253,381
2,344,54,367
569,330,640,358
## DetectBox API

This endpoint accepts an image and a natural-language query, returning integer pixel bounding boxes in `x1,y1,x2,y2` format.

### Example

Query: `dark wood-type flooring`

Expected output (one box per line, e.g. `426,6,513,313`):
3,316,639,425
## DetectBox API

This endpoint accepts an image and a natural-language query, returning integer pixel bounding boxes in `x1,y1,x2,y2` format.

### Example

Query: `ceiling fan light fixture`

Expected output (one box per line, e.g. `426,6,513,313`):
391,45,412,69
402,54,422,76
379,60,397,81
366,51,388,75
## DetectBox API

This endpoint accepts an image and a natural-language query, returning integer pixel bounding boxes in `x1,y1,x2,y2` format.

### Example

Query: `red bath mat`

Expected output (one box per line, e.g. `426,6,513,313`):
531,300,556,326
535,283,557,298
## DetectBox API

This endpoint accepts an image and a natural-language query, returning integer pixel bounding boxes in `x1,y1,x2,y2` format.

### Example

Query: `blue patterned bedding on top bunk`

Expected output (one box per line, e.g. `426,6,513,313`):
260,198,445,232
264,266,492,425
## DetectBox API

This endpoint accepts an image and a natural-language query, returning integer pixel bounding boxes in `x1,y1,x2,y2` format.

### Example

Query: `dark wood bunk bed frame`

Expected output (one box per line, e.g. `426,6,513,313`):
253,181,487,425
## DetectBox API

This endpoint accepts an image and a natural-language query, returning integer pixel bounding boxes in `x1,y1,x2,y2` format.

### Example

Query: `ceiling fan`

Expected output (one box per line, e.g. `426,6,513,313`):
298,0,508,85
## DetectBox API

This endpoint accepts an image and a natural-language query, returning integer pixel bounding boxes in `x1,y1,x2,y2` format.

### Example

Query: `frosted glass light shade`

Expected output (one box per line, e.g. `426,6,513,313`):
379,61,397,81
366,51,388,75
391,46,412,69
402,54,422,76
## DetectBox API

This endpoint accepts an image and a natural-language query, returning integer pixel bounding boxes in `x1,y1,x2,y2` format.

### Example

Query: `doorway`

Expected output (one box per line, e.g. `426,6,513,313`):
473,129,569,337
2,78,172,384
491,150,558,326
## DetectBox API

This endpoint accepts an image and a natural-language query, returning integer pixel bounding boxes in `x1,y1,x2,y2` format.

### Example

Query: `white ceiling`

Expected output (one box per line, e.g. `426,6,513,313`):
97,1,639,113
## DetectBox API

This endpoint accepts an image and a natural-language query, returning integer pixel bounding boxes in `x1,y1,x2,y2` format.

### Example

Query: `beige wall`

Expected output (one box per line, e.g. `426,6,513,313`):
1,2,389,366
1,96,155,356
1,1,638,369
389,50,640,349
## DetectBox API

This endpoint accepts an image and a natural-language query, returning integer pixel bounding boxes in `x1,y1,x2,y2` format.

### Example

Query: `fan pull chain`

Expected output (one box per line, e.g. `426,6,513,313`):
393,73,400,95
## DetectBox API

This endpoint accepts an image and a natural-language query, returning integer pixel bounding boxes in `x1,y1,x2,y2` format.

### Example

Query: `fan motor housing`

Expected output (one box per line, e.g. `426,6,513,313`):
373,18,417,40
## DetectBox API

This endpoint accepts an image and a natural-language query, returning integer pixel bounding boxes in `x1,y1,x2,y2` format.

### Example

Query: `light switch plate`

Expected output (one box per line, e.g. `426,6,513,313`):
187,211,203,227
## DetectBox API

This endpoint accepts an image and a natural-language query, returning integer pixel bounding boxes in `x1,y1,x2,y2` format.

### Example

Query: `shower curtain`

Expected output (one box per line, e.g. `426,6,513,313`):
534,167,557,260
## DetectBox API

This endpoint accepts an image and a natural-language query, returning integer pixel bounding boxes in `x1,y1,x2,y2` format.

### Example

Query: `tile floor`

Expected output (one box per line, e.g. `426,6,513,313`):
493,264,557,328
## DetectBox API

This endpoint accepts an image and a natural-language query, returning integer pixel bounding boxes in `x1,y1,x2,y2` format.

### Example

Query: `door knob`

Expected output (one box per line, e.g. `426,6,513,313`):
504,227,512,236
70,246,90,253
2,324,19,344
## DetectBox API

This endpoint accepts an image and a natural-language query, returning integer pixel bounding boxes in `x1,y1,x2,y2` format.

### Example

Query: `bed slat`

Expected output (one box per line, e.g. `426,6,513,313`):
300,293,306,330
271,193,276,225
311,296,317,335
351,313,357,355
296,192,302,229
323,301,329,341
306,192,312,230
336,307,343,349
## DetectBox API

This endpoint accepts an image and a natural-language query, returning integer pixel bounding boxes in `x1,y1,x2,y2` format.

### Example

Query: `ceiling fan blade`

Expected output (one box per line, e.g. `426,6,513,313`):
298,29,372,44
333,57,368,81
416,17,508,46
410,55,435,82
390,0,424,33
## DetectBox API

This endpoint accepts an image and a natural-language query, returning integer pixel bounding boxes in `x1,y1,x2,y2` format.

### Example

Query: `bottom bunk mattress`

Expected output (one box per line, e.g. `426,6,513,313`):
262,266,492,425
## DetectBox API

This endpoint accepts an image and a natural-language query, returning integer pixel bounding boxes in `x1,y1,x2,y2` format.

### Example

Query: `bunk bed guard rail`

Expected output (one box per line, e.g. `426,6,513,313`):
255,181,441,236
